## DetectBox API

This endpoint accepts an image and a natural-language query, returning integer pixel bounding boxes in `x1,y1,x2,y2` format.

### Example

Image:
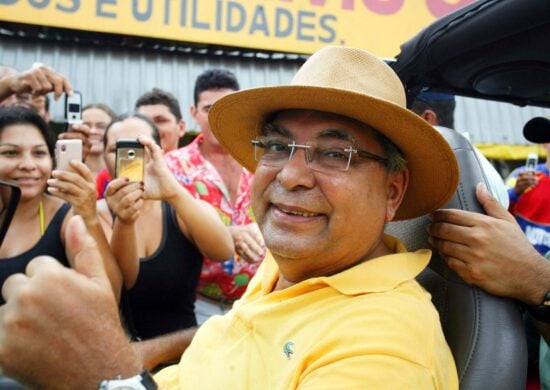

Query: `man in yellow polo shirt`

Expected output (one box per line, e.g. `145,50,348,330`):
0,46,459,389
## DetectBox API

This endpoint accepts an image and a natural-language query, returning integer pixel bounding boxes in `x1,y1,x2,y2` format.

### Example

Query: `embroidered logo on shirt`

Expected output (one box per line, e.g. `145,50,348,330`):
283,341,295,360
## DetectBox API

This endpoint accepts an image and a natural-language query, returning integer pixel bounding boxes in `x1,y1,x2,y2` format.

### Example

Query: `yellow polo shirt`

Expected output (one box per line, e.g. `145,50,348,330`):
155,235,458,389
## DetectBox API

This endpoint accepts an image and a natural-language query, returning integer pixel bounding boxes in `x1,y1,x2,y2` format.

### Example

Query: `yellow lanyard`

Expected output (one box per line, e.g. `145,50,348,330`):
39,200,45,236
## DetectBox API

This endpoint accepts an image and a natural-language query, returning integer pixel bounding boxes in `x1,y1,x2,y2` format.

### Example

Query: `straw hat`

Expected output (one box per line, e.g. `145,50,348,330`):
208,46,459,220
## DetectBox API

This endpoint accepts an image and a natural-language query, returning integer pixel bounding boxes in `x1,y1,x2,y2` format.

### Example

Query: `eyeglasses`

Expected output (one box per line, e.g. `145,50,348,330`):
251,135,389,172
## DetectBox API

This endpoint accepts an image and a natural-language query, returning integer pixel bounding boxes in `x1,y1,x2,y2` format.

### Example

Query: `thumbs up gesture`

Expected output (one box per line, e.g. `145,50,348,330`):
0,216,142,388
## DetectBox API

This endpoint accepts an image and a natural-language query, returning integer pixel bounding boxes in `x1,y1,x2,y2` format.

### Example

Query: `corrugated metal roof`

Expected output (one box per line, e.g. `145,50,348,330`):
456,97,550,145
0,35,301,130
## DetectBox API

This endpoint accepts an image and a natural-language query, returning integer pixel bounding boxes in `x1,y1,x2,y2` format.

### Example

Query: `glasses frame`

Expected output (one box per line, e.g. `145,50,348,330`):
251,136,389,172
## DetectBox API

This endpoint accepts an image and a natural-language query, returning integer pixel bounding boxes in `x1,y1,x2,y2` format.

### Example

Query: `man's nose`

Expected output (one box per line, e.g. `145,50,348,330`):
276,147,315,190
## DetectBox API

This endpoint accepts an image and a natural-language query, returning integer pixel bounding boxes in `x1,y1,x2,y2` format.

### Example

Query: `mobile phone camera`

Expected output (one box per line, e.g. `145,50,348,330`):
127,149,136,159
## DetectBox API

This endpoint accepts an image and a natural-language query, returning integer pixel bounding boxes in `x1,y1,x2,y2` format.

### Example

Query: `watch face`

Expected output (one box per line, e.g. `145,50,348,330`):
100,370,156,390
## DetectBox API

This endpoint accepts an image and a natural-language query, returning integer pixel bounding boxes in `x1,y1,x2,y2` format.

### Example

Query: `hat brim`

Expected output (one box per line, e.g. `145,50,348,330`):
209,85,459,221
524,117,550,144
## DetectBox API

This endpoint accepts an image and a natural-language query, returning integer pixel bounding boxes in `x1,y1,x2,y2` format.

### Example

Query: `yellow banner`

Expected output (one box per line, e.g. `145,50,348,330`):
0,0,474,57
475,144,548,161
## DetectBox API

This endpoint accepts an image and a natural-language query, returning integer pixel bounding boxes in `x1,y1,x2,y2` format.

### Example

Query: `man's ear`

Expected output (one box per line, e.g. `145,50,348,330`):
420,109,438,126
190,105,197,119
178,119,186,138
385,168,410,222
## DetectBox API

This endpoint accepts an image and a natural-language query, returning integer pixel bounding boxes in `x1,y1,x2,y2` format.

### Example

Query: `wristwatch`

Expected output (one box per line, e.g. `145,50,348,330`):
525,290,550,323
98,370,158,390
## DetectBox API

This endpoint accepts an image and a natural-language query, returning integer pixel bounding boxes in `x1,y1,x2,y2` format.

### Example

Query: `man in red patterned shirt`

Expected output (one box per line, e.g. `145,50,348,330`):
165,69,266,323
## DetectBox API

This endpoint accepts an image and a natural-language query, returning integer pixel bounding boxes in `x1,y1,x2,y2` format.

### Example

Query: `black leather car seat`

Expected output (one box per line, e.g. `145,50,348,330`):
385,127,527,389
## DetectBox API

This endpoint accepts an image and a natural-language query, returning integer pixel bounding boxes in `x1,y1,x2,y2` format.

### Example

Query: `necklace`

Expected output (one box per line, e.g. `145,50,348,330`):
39,199,45,236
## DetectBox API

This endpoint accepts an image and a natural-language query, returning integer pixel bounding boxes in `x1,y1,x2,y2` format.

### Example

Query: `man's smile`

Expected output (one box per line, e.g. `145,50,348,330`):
269,202,325,224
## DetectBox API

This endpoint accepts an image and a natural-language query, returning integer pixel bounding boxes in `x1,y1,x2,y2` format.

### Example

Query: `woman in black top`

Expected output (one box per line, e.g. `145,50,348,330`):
97,114,234,369
0,106,72,303
0,105,122,303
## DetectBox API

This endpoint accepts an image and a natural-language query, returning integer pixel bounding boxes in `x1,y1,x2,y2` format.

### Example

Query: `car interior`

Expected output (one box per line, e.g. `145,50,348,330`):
390,0,550,109
385,127,527,389
387,0,550,388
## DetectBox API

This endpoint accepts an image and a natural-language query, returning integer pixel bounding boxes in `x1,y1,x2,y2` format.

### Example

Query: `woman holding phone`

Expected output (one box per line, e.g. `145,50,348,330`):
0,105,74,303
98,113,233,370
0,104,122,302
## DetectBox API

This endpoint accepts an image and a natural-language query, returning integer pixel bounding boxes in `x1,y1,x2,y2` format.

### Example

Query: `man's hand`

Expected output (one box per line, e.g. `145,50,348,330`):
2,63,72,101
0,216,142,389
428,183,550,305
229,223,266,263
514,171,537,197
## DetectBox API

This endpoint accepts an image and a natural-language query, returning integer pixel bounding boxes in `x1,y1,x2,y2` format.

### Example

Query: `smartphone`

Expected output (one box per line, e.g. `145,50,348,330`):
115,139,144,182
55,139,83,172
526,152,538,173
65,91,83,124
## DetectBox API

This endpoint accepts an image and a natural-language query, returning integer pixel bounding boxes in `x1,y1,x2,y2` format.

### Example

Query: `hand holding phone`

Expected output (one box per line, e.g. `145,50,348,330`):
65,91,83,125
55,139,83,172
526,153,538,173
115,139,144,182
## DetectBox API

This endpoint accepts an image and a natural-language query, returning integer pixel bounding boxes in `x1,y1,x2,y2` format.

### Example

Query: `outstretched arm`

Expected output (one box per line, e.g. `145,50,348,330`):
172,195,234,262
105,178,145,289
48,160,123,300
133,327,198,371
140,136,234,262
0,63,72,101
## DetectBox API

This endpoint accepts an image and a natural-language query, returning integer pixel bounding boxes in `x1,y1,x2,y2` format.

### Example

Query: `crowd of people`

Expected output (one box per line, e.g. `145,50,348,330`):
0,47,548,389
0,63,266,372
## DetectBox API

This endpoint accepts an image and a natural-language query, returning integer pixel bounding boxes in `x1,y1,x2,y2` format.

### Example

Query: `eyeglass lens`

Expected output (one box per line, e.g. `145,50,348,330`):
252,136,356,172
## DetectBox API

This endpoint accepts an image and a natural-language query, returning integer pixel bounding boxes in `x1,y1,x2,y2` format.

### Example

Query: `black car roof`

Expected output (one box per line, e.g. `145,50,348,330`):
390,0,550,108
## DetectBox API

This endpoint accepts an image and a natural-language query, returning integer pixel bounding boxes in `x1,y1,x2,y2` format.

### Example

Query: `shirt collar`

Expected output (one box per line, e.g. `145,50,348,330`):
261,235,431,296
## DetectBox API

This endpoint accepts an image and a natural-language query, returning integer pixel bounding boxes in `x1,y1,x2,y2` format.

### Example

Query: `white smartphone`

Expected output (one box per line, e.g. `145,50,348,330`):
55,139,83,172
526,152,538,173
65,91,83,125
